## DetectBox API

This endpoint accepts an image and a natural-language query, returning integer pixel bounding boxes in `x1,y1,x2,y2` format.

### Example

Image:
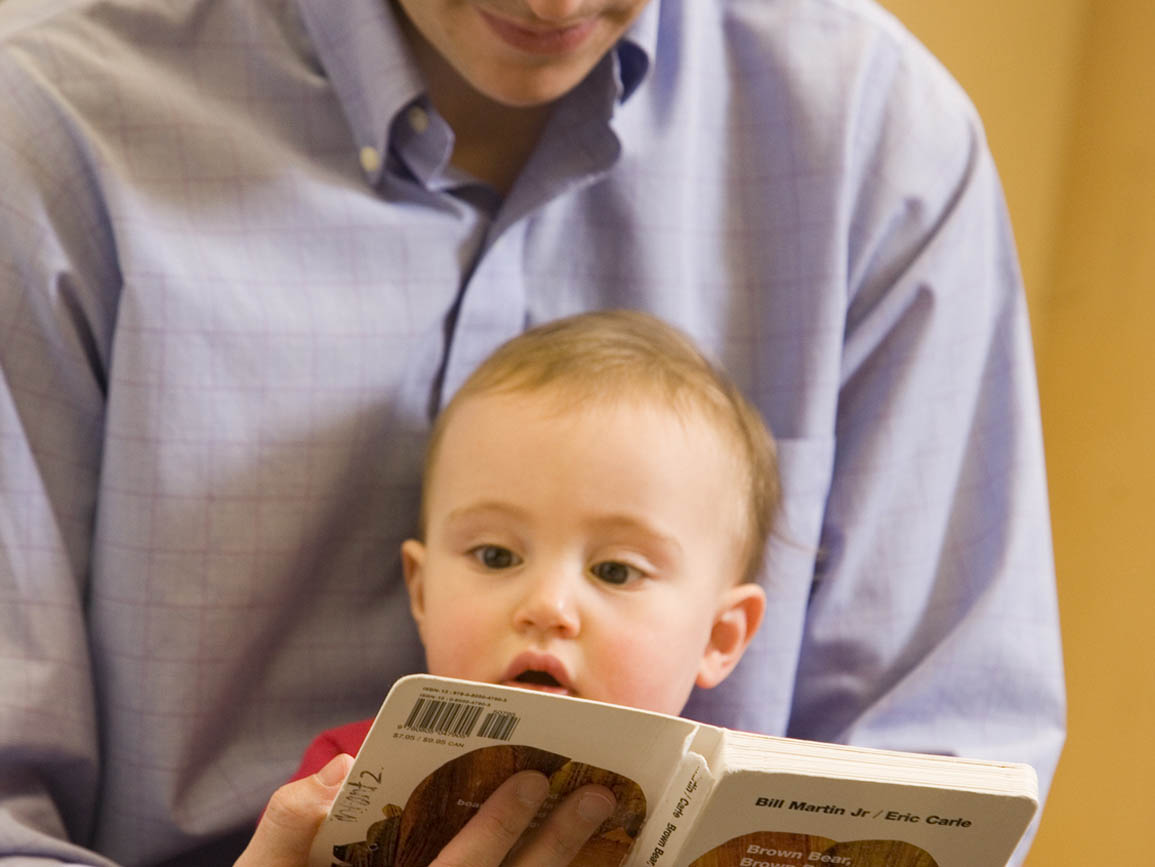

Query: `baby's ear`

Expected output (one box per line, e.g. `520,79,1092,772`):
400,539,428,633
696,583,766,689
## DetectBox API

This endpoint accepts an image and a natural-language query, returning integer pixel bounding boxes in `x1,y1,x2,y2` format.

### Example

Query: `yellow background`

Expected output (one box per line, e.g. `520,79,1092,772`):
879,1,1155,862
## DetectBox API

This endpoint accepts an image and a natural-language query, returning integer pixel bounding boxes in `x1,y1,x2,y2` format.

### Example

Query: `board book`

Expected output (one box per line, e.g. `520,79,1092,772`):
308,675,1037,867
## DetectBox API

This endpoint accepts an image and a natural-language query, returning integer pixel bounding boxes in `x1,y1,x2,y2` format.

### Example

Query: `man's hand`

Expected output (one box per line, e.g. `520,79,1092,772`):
235,756,617,867
433,771,616,867
236,753,356,867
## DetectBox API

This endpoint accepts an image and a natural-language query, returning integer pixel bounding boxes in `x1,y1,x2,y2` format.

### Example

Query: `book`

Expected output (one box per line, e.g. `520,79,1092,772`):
308,674,1038,867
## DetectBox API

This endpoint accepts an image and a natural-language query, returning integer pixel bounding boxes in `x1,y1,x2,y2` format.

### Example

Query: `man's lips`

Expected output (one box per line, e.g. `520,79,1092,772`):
477,8,598,55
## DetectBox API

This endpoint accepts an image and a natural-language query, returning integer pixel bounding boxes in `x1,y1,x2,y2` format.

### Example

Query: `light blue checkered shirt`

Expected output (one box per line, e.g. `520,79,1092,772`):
0,0,1064,863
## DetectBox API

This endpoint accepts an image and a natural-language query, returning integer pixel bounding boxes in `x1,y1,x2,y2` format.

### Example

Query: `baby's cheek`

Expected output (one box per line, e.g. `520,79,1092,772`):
597,631,693,714
423,610,489,678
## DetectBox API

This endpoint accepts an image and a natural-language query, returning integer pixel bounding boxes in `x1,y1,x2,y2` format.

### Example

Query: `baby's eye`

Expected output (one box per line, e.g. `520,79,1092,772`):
590,560,644,586
470,545,521,570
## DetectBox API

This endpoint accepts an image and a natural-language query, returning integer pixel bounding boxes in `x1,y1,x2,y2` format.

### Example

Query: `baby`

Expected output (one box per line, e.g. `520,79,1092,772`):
240,310,780,866
300,309,779,769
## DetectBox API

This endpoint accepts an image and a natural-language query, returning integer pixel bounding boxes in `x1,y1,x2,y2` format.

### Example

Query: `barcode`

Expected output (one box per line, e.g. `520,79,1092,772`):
400,698,522,741
478,710,520,741
403,698,483,738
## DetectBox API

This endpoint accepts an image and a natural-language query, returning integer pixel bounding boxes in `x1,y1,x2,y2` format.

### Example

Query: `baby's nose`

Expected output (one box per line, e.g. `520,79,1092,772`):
513,573,581,637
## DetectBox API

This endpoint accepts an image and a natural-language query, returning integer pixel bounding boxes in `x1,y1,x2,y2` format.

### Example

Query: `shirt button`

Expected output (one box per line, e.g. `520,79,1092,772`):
407,105,430,134
359,146,381,174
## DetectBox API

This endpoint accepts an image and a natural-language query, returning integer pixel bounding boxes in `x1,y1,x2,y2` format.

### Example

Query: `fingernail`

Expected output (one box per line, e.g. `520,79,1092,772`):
577,791,615,823
516,773,550,805
316,754,352,787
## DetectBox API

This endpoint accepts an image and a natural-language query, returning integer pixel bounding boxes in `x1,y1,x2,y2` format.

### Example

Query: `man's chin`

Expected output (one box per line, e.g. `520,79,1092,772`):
466,63,592,110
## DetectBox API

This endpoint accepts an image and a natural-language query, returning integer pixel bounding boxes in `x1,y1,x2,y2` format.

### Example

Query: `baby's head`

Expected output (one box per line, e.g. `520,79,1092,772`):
402,311,779,715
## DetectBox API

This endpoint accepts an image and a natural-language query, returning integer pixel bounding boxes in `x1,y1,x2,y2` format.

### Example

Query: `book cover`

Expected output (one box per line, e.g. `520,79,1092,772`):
308,675,1037,867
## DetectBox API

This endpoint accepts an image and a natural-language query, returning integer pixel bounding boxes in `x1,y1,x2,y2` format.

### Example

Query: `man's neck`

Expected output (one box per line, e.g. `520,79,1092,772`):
402,20,553,196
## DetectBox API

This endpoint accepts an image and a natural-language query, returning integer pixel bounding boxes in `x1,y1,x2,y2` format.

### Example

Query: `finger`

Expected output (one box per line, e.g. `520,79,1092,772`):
507,784,617,867
234,752,354,867
430,771,552,867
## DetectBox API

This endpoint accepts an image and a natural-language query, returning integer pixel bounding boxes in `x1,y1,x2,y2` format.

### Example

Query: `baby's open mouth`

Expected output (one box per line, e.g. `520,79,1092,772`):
514,670,562,688
501,655,574,695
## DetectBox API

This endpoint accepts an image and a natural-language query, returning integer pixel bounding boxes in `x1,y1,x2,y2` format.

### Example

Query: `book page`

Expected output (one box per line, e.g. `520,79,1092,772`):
309,675,701,867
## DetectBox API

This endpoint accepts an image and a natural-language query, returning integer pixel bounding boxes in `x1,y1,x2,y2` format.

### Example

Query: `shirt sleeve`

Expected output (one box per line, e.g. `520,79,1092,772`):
0,47,122,866
784,39,1065,863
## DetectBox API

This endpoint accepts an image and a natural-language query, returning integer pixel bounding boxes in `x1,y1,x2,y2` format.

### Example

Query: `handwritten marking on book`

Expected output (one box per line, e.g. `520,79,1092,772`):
331,769,384,822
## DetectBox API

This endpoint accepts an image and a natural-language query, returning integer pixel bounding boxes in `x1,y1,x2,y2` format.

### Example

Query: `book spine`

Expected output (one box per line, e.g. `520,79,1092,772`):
629,749,714,867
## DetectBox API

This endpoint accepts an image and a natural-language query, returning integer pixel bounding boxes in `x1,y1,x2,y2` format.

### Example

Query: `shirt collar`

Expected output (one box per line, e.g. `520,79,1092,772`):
294,0,661,184
619,0,660,102
293,0,426,185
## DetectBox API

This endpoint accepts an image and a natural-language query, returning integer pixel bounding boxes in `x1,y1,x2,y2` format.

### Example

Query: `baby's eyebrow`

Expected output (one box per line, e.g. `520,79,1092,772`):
443,501,530,526
587,514,683,560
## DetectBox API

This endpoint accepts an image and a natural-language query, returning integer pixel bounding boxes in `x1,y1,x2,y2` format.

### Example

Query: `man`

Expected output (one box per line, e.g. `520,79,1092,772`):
0,1,1065,865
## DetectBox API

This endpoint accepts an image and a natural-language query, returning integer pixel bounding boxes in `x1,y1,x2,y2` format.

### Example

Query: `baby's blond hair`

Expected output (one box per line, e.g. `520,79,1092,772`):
421,310,780,584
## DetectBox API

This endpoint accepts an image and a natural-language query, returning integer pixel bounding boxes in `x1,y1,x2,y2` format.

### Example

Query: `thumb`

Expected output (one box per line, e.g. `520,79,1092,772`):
235,753,354,867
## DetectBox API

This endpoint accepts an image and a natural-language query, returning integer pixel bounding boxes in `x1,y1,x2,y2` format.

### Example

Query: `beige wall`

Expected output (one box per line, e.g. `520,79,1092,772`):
880,0,1089,308
1031,2,1155,861
880,0,1155,863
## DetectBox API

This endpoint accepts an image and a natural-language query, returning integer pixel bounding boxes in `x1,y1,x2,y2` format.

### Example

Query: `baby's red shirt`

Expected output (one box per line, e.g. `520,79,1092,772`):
290,718,373,782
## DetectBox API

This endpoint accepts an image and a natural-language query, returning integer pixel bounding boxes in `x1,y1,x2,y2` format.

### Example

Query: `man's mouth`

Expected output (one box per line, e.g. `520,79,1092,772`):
477,8,598,56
